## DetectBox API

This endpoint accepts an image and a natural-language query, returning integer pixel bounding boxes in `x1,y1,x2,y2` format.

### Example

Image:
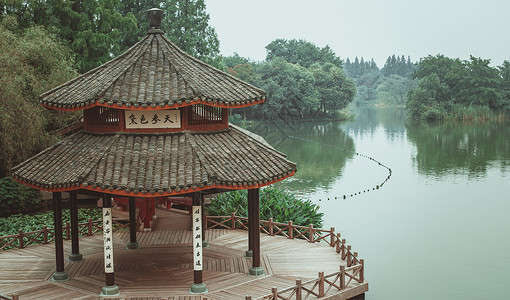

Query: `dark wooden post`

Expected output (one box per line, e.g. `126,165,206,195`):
190,192,207,294
100,194,119,296
245,189,254,257
248,188,265,276
201,194,209,248
69,191,83,261
52,192,69,281
126,197,141,249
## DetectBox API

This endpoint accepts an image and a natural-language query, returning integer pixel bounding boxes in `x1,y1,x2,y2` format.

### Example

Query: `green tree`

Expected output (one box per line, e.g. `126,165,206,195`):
256,58,318,120
161,0,220,67
0,0,138,72
265,39,342,68
499,60,510,111
0,17,77,177
309,62,356,114
376,75,418,105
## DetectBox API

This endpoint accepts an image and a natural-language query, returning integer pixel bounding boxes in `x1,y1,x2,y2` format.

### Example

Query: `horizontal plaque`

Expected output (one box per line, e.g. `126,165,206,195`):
125,110,181,129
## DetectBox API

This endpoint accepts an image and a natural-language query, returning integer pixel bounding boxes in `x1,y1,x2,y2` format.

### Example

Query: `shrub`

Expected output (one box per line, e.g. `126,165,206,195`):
0,176,42,217
206,185,323,228
0,208,102,237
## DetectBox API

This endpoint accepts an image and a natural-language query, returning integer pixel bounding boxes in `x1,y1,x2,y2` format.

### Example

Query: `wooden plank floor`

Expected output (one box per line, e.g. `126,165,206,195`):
0,208,367,299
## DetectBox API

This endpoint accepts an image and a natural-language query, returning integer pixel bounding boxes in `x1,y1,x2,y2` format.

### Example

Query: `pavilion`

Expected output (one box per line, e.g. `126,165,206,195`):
11,8,296,296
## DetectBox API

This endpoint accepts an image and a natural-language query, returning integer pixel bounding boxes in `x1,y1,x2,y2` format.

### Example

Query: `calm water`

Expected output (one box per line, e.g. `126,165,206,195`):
246,108,510,300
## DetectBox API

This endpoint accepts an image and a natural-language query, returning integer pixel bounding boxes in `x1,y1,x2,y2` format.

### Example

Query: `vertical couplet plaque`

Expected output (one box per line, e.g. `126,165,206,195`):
192,205,203,271
103,207,114,273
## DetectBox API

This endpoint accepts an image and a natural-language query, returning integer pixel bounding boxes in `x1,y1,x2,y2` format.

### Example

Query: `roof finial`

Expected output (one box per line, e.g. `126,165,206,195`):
147,8,163,31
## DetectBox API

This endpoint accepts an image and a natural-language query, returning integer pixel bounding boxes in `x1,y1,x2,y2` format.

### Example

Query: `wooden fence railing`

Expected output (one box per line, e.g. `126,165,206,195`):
206,213,365,299
0,218,135,251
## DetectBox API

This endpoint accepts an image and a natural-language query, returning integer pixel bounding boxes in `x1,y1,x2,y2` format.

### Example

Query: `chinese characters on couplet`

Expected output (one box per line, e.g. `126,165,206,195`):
125,110,180,129
192,206,203,271
103,206,114,273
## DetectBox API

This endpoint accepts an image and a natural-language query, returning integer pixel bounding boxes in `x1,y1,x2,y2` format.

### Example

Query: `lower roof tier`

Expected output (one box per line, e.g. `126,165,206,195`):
12,126,296,197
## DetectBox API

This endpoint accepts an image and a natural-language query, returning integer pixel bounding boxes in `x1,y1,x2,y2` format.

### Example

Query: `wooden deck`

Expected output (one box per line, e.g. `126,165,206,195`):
0,209,367,299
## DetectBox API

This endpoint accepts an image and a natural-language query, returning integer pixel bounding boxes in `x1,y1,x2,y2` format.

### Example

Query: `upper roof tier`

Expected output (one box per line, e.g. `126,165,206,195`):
40,16,266,111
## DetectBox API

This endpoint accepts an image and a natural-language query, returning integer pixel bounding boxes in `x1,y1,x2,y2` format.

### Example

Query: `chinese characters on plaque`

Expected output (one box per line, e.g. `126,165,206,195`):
125,110,181,129
103,207,114,273
192,205,203,271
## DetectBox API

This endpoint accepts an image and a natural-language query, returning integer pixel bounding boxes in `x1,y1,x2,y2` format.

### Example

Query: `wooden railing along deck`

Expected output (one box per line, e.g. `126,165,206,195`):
207,213,365,299
0,218,135,251
0,211,365,299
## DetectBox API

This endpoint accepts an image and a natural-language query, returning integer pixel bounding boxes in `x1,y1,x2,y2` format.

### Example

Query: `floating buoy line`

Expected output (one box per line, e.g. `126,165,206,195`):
288,135,392,201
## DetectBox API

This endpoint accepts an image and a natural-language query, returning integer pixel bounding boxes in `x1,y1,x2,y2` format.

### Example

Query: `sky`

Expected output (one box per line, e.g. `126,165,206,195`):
205,0,510,67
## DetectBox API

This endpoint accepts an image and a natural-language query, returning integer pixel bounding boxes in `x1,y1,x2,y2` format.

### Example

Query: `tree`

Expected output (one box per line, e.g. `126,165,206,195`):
1,0,138,73
0,17,78,177
310,63,356,113
376,75,418,105
162,0,220,67
265,39,342,68
256,58,318,120
499,60,510,111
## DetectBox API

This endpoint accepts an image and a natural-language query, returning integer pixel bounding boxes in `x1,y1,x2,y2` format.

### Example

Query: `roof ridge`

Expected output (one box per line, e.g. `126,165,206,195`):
39,36,150,103
159,35,266,96
184,131,218,182
80,133,123,188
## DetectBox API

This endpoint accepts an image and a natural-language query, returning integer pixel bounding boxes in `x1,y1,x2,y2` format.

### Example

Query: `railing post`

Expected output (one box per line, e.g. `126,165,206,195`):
341,239,346,259
340,265,346,289
87,218,93,236
231,212,236,230
296,279,302,300
347,246,352,267
330,227,335,246
269,218,274,236
18,230,24,249
354,252,358,265
335,233,341,253
272,287,278,299
318,271,325,297
360,259,365,282
11,294,19,300
288,221,293,239
308,224,314,242
65,222,71,240
43,226,48,244
245,296,251,300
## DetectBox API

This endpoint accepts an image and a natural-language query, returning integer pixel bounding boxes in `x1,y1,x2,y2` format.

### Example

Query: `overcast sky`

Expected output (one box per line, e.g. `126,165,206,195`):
205,0,510,67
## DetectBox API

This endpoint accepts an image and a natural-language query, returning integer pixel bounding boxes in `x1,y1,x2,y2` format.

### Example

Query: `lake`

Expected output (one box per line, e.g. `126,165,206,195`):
245,107,510,300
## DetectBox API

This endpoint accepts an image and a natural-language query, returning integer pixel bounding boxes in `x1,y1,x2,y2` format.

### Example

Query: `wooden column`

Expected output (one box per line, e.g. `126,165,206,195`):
100,194,119,296
52,192,69,281
201,194,209,248
126,197,141,249
68,191,83,261
245,190,254,257
248,188,265,276
190,192,207,294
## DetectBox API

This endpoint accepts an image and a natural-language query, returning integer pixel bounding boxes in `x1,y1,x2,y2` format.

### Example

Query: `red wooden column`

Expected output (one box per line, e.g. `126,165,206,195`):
248,188,265,276
189,192,208,294
68,191,83,261
126,197,141,249
51,192,69,281
100,194,120,296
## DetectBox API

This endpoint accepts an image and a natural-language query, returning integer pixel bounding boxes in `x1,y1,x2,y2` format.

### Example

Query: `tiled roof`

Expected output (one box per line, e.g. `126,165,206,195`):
12,127,296,196
40,32,266,110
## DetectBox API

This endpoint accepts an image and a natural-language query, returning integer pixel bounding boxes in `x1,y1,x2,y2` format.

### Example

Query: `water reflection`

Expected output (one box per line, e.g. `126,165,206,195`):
406,121,510,178
245,121,355,192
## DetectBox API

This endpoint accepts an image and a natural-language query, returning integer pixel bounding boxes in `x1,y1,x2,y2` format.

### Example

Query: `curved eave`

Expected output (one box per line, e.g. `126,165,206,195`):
13,171,295,198
41,97,265,111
